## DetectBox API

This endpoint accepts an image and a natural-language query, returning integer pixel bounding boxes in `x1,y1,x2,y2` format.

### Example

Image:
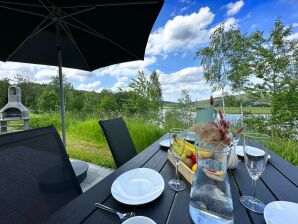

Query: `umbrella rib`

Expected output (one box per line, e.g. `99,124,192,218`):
0,1,44,8
59,21,92,71
59,0,162,8
38,0,55,17
6,19,54,61
63,20,140,60
61,7,96,19
0,4,51,18
61,12,141,60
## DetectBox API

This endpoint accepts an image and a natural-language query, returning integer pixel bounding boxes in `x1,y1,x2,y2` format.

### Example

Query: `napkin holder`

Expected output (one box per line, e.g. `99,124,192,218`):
167,150,194,184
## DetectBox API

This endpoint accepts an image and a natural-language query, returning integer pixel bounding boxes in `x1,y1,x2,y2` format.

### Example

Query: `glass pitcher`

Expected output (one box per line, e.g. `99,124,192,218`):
189,141,233,224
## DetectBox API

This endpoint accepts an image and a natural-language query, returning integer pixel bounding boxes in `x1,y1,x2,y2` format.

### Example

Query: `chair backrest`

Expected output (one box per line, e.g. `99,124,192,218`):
99,117,137,167
195,107,217,124
0,126,82,224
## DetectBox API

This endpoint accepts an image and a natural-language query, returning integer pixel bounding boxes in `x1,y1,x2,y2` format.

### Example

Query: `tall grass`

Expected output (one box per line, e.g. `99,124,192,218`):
265,138,298,166
30,112,297,168
30,113,165,168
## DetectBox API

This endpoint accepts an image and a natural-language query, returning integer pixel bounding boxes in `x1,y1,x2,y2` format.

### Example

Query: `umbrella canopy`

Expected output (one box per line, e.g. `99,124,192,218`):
0,0,163,70
0,0,164,145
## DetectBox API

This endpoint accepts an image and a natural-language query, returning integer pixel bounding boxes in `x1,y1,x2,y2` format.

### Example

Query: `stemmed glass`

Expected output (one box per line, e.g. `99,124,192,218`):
168,128,187,192
240,132,270,213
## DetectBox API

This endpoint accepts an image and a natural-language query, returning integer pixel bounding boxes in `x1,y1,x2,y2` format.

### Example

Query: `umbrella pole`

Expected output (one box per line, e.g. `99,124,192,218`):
55,20,66,147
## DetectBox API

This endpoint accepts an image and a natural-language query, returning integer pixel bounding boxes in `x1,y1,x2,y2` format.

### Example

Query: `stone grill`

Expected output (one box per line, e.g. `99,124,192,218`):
0,86,29,134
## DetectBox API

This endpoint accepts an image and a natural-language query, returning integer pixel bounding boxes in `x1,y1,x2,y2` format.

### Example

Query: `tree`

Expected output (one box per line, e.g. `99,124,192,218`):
37,89,59,112
149,71,163,110
227,29,253,123
247,18,297,97
245,18,298,136
178,89,192,105
196,24,236,114
129,71,150,99
14,73,37,109
98,94,118,113
0,78,10,108
128,70,163,114
70,91,84,112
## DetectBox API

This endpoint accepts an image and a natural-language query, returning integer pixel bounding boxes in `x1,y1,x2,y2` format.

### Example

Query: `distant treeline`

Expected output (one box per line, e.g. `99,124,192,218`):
194,95,271,108
0,71,163,116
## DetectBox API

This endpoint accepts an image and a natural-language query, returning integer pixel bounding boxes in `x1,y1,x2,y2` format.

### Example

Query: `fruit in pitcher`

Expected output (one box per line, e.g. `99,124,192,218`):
186,152,197,164
183,158,194,169
192,164,197,172
176,138,213,159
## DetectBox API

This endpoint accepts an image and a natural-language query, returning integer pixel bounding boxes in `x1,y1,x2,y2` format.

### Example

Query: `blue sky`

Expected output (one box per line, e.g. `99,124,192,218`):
0,0,298,102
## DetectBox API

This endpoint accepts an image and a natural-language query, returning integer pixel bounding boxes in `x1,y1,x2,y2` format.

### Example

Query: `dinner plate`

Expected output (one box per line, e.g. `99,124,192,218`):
111,168,164,205
185,135,196,143
235,145,271,159
264,201,298,224
122,216,156,224
159,139,170,148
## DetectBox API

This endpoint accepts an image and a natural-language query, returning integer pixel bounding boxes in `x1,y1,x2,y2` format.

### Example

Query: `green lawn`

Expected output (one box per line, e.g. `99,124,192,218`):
214,106,271,114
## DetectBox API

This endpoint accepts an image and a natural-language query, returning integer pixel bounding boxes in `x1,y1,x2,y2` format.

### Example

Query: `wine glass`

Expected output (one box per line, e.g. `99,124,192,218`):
240,132,270,213
230,121,243,147
168,128,187,192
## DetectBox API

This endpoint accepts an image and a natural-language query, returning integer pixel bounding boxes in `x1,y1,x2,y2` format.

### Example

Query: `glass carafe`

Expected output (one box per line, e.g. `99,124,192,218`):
189,141,233,224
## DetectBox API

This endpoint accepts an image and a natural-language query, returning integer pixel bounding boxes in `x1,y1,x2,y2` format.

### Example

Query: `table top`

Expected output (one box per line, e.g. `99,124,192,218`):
44,134,298,224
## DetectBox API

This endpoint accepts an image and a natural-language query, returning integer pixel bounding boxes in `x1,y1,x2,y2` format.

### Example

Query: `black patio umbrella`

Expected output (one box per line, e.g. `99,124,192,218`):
0,0,164,146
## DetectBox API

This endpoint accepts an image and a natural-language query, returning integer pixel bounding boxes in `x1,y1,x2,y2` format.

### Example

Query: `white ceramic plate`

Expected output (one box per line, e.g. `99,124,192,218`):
185,135,195,142
122,216,156,224
159,139,170,148
264,201,298,224
235,145,271,159
111,168,164,205
185,131,196,142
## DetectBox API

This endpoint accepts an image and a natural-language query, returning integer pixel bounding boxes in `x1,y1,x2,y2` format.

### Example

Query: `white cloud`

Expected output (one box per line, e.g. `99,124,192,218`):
111,81,129,92
94,57,157,92
160,66,203,84
146,7,215,56
292,23,298,27
0,62,55,83
286,32,298,40
0,61,95,84
35,69,56,83
226,0,244,16
209,17,239,34
96,56,156,78
77,81,102,92
0,56,156,94
158,66,214,101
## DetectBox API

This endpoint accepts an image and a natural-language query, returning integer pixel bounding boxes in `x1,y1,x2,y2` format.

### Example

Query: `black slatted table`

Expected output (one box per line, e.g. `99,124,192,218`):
44,134,298,224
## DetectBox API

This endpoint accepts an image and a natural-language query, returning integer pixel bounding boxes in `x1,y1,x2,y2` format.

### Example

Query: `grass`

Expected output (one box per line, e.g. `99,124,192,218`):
30,112,297,168
265,138,298,166
165,106,271,114
30,113,166,168
214,107,272,114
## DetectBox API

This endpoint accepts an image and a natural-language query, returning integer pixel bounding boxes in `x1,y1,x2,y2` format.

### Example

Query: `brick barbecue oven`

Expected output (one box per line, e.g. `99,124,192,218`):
0,86,29,134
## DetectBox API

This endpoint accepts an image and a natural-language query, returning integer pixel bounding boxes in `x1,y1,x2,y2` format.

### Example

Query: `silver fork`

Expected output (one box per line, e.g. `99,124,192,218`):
94,203,135,222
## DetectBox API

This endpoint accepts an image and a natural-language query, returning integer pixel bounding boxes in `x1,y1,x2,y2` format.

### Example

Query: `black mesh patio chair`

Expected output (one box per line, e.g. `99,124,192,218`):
0,126,82,224
99,117,137,167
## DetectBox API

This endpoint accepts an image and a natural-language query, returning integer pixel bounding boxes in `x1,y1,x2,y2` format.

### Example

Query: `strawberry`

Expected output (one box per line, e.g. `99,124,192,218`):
186,152,192,159
191,152,197,164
